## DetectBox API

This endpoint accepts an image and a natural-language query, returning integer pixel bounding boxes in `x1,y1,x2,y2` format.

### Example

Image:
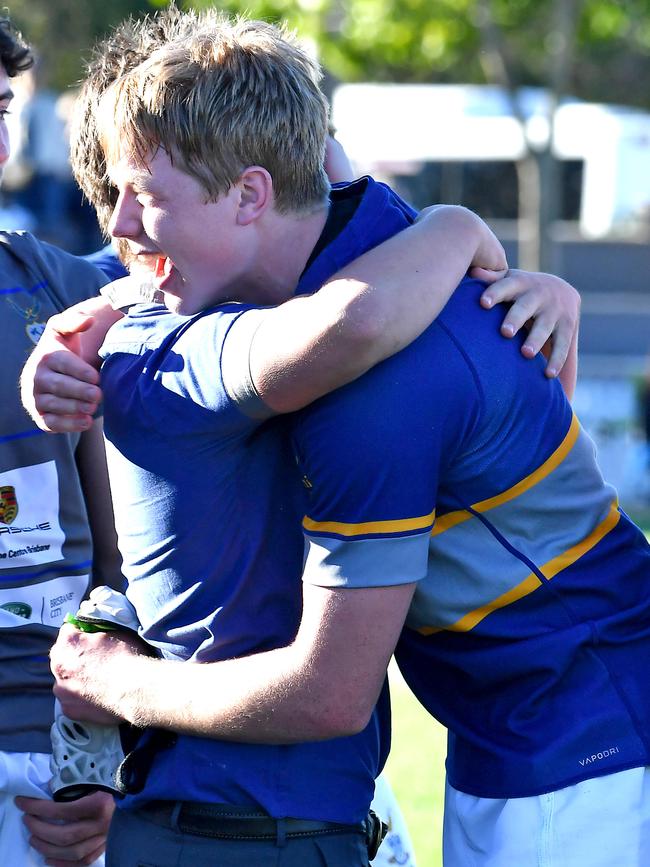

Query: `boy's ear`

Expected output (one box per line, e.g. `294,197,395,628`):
236,166,272,225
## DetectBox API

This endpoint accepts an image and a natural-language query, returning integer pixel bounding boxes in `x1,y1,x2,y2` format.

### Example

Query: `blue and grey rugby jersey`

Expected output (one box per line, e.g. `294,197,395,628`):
0,233,108,752
292,275,650,799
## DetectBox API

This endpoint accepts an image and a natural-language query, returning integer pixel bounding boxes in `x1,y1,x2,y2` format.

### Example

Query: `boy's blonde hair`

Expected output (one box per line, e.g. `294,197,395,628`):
98,13,330,215
71,6,198,233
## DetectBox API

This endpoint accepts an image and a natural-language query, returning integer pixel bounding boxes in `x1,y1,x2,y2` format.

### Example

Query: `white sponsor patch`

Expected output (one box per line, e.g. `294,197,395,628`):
0,461,65,568
0,573,89,628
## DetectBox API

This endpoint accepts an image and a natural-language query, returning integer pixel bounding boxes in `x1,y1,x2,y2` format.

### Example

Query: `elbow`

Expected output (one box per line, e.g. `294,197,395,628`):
337,282,393,359
310,694,375,740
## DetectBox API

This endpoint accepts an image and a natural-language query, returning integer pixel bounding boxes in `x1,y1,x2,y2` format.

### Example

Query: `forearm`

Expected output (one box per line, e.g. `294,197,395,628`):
20,296,123,432
103,647,347,744
252,206,505,413
57,584,413,743
68,296,124,368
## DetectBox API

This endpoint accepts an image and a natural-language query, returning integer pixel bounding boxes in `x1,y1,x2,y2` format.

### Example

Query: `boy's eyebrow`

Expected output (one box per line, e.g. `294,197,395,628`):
107,164,154,188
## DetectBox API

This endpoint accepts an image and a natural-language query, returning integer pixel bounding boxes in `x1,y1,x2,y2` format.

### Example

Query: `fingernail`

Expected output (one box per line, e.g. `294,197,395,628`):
482,295,493,308
502,324,515,337
546,367,558,378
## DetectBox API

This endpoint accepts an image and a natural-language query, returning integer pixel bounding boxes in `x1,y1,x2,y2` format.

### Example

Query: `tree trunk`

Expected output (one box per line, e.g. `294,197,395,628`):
476,0,583,272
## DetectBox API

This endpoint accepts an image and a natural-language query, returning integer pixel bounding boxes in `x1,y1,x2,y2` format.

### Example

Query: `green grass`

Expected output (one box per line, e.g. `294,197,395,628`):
628,508,650,538
385,663,446,866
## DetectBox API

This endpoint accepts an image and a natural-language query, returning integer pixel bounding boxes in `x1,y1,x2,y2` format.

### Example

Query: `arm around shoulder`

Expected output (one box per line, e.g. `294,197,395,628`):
21,296,123,433
248,205,506,413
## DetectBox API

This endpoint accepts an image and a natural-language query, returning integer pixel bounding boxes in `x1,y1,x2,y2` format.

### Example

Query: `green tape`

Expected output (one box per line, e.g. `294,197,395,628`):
64,613,120,633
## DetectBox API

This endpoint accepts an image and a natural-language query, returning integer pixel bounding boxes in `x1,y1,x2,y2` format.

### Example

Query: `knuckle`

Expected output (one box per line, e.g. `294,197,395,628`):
59,828,82,848
43,393,64,412
42,414,62,431
33,393,49,412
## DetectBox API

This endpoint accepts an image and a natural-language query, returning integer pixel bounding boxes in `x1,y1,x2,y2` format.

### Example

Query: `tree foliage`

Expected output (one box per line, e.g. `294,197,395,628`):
183,0,650,108
6,0,650,109
6,0,155,90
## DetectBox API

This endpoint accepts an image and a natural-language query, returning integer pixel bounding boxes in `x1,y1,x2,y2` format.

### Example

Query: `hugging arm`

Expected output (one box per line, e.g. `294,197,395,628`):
22,211,579,429
20,296,122,433
50,581,414,742
50,347,434,743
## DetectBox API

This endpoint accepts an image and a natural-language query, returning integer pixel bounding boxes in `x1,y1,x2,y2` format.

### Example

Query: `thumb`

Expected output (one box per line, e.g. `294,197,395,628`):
48,309,95,338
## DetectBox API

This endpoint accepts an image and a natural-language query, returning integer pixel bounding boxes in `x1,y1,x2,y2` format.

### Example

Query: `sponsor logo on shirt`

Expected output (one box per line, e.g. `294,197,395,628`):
0,486,18,525
0,601,31,619
0,462,64,568
0,575,88,628
579,746,620,766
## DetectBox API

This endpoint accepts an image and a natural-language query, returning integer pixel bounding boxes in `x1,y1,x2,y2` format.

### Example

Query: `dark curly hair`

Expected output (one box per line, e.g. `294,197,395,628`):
0,13,33,78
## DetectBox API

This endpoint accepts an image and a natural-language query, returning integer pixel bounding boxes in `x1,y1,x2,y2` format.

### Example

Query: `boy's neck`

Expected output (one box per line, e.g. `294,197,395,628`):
243,205,330,305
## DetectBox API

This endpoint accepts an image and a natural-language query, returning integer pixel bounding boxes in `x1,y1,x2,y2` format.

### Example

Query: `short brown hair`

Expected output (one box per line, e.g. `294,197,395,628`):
98,13,330,216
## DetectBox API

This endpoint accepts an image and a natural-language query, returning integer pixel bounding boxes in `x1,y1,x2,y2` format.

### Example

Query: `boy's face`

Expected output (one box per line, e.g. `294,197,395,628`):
107,146,253,315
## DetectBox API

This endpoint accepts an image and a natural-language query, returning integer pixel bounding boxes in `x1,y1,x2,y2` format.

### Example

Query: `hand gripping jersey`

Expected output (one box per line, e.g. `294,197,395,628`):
0,233,108,752
96,176,414,823
294,252,650,798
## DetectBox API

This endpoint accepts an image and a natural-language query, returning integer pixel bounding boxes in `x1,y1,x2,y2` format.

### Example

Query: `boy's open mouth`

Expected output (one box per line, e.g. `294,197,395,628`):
154,255,177,289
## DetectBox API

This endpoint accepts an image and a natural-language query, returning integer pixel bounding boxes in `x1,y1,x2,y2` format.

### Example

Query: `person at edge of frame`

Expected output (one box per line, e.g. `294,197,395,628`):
0,11,119,867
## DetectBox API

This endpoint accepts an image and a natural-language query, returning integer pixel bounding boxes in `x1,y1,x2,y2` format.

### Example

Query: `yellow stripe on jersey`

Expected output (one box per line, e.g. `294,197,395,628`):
419,498,620,635
303,507,436,538
431,414,581,538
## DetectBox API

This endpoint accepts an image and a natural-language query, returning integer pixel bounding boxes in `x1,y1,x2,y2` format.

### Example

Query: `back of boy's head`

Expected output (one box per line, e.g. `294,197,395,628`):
98,13,330,216
71,5,194,233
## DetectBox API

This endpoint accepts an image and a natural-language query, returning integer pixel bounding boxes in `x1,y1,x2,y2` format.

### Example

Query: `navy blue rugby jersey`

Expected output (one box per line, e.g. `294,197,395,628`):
293,274,650,799
97,262,391,818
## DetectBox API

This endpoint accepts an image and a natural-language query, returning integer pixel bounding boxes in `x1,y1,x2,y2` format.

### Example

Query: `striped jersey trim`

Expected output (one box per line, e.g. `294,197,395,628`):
302,414,579,542
302,507,436,538
418,498,621,635
431,413,581,537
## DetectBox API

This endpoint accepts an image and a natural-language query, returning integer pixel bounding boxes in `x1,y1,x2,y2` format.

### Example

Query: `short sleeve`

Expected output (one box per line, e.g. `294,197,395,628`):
292,325,476,590
220,308,277,420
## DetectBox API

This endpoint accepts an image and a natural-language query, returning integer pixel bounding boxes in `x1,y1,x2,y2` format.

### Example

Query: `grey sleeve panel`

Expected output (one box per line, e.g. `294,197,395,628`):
221,308,277,420
302,533,431,589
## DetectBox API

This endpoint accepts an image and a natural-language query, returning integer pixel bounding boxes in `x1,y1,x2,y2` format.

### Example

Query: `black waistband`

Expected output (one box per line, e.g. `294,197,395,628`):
136,801,367,841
